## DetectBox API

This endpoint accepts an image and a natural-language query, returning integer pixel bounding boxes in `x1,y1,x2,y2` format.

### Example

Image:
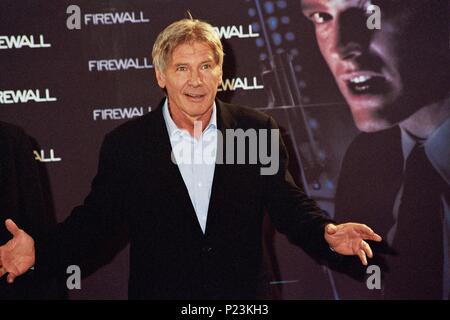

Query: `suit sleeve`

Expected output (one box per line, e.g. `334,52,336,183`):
0,126,50,239
35,132,130,276
0,125,61,298
14,130,54,236
262,116,336,262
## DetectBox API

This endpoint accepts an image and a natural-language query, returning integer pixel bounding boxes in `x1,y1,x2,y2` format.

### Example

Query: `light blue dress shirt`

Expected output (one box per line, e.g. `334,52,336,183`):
162,99,217,234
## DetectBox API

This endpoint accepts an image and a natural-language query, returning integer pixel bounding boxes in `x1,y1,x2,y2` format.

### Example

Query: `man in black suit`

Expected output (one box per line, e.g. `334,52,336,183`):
0,18,381,299
0,122,62,299
301,0,450,299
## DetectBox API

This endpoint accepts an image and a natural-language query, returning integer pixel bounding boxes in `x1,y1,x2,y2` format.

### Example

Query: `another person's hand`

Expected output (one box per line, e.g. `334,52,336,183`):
0,219,35,283
325,223,382,266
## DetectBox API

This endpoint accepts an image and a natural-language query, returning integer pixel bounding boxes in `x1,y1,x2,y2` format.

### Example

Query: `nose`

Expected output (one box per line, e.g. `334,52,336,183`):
188,69,203,87
331,8,371,61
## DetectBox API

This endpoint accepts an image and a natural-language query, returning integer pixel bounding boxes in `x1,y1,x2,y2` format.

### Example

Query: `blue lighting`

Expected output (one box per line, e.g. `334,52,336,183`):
267,16,278,30
251,22,260,32
256,38,265,47
272,32,282,46
318,150,326,161
308,118,318,129
276,0,287,9
285,32,295,41
264,1,274,14
325,180,334,189
281,16,290,24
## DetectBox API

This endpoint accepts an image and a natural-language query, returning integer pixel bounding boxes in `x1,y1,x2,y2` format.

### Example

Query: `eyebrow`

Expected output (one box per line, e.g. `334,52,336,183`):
173,59,214,67
200,59,214,64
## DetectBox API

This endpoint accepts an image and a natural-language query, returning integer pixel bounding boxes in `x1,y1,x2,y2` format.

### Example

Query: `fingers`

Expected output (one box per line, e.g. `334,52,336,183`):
357,249,368,266
356,224,382,242
0,267,17,283
371,233,382,242
7,272,16,284
5,219,20,237
361,240,373,259
0,267,14,284
356,241,374,266
325,223,337,235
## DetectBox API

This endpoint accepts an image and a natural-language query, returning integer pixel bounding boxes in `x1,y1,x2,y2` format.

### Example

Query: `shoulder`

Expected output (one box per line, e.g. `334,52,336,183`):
339,126,403,182
218,100,273,129
0,121,29,148
0,121,27,140
102,108,161,146
345,126,401,160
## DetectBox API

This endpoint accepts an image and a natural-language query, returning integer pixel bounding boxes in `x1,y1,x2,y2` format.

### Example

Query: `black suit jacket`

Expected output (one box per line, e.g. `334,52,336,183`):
333,126,449,299
36,99,334,299
332,127,403,299
335,127,403,242
0,122,61,299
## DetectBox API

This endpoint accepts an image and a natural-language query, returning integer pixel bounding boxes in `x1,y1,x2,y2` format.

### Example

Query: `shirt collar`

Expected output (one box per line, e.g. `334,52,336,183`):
162,98,217,138
400,116,450,185
400,127,417,161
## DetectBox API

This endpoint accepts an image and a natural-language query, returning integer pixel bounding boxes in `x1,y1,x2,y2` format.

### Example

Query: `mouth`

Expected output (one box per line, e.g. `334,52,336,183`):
341,72,389,96
184,93,206,100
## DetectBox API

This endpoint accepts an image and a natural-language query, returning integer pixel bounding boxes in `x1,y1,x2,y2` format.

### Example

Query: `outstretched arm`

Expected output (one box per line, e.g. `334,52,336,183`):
324,223,382,266
262,116,382,265
0,219,35,283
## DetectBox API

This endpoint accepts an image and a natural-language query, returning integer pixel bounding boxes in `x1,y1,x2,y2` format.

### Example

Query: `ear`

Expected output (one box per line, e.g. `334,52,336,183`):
155,68,166,89
216,68,223,88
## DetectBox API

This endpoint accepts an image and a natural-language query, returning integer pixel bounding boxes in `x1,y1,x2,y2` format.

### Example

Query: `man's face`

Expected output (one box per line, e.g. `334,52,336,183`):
156,41,222,124
302,0,440,132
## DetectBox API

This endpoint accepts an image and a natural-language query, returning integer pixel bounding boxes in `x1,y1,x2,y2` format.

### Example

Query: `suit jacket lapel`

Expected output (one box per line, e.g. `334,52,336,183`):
145,100,205,238
204,100,237,238
145,99,238,239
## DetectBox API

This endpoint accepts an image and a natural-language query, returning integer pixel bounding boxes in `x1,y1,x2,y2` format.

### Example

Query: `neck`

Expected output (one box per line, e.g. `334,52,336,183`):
399,96,450,139
168,103,213,138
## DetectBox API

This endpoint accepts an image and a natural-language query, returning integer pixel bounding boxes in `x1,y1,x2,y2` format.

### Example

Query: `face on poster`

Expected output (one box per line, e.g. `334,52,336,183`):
301,0,449,133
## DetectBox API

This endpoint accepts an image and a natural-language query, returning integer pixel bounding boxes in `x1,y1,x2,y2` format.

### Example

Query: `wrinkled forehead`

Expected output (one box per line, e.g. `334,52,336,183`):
168,41,218,64
171,41,215,56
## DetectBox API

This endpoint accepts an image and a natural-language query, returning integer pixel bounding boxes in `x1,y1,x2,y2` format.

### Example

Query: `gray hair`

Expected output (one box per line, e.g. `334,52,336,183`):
152,18,224,73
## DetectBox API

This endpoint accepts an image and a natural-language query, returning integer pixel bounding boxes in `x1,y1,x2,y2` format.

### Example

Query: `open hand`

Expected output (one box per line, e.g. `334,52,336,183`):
0,219,35,283
325,223,382,265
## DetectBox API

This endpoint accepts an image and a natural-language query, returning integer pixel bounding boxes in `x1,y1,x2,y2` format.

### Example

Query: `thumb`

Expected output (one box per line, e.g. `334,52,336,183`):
326,223,337,235
5,219,20,237
7,272,17,284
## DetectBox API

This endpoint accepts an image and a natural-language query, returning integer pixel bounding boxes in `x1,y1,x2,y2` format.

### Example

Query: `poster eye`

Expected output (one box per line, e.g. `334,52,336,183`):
310,12,332,25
